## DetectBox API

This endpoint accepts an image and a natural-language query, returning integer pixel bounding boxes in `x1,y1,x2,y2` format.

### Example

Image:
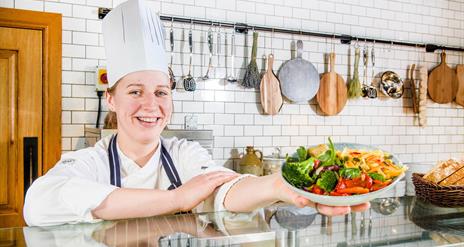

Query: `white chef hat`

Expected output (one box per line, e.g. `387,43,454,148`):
102,0,167,87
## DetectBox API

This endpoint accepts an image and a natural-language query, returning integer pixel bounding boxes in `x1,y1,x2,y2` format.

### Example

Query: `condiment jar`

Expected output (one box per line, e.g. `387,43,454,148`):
239,146,263,176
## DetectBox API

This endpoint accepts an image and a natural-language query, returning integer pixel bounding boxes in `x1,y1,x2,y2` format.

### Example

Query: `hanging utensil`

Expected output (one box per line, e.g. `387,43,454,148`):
361,43,377,99
417,65,428,126
183,22,196,91
242,31,260,88
414,47,427,126
428,50,458,103
214,24,225,79
455,51,464,106
278,40,320,103
260,53,283,115
317,52,347,115
410,63,419,113
202,25,213,80
369,43,378,98
361,43,369,98
227,27,237,83
348,45,362,98
168,19,176,89
380,71,404,98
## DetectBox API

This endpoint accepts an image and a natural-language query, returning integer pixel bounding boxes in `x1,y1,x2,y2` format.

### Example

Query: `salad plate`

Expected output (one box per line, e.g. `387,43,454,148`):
281,141,407,206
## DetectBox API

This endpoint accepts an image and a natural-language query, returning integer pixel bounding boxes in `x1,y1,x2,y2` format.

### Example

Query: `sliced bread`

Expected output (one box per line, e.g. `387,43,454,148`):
423,159,464,184
439,166,464,185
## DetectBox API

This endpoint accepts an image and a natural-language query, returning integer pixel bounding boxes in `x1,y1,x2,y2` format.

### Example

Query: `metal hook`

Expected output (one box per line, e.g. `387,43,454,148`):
331,33,336,53
271,28,274,54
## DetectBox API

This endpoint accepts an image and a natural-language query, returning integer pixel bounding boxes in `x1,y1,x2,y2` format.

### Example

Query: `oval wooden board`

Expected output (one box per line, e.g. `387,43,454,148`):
317,53,347,115
428,52,458,104
260,54,283,115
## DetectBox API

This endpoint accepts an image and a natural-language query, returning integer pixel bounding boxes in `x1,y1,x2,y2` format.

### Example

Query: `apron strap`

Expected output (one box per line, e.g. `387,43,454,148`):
160,145,182,189
108,135,122,187
108,134,182,189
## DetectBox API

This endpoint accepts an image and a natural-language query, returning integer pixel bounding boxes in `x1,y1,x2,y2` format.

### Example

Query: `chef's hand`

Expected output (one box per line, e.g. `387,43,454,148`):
273,173,370,216
174,171,239,212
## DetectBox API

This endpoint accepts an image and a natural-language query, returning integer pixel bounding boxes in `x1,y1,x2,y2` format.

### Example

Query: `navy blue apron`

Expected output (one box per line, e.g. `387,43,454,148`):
107,134,182,190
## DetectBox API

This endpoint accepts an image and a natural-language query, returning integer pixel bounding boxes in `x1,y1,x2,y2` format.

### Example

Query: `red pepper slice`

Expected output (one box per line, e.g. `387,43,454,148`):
311,185,324,195
330,191,350,196
370,181,391,191
335,179,347,191
364,174,373,189
314,159,320,170
337,187,369,194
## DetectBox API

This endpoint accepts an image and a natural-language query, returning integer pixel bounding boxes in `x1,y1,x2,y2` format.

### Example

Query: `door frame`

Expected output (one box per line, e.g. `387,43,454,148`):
0,8,62,173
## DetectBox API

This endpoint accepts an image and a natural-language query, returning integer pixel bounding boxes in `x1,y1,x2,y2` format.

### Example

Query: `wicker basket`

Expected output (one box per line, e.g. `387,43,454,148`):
412,173,464,207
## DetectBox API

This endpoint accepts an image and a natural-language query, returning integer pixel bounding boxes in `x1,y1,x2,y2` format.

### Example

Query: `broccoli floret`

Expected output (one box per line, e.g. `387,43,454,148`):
340,167,361,179
316,170,338,192
282,157,315,188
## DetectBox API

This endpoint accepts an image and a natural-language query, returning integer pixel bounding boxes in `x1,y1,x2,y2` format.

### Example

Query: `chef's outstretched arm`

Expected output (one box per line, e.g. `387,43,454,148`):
223,172,370,216
92,171,238,220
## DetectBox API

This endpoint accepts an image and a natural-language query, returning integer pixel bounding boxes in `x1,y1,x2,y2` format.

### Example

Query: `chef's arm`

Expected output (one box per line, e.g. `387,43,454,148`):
92,188,178,220
93,171,238,220
222,173,284,212
223,172,371,216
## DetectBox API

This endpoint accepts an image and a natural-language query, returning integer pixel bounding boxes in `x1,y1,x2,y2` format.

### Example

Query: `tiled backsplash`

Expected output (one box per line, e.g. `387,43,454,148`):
5,0,464,168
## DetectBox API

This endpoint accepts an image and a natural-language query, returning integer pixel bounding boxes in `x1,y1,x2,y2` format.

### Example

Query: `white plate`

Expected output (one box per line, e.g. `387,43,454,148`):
281,143,406,206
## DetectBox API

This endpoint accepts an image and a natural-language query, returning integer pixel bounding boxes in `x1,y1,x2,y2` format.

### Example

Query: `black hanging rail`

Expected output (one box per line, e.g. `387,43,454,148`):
98,8,464,53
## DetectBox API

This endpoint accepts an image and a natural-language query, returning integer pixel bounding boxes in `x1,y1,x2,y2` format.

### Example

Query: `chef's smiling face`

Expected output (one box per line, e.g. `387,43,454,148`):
106,70,172,143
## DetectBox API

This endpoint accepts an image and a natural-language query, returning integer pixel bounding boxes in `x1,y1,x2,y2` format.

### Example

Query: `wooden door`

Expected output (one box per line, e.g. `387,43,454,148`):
0,27,43,227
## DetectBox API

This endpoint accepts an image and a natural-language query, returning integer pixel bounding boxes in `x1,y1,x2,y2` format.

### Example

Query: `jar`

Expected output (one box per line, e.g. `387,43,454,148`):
263,157,285,175
239,146,263,176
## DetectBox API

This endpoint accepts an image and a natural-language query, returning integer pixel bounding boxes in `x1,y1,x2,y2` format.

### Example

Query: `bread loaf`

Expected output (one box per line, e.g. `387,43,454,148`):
454,177,464,185
422,159,464,184
439,166,464,185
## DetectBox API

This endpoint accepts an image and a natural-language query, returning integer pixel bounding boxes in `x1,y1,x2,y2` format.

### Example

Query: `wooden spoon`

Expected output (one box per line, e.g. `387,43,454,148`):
428,51,458,104
260,54,283,115
317,52,347,115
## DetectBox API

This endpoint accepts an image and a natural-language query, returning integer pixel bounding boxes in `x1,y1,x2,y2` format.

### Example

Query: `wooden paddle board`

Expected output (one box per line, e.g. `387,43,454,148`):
260,54,283,115
455,64,464,106
317,52,347,115
428,52,458,104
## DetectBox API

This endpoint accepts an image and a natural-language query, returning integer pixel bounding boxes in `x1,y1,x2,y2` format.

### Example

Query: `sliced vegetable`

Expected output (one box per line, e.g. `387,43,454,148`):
339,167,361,179
371,180,391,191
311,184,324,195
330,191,349,196
296,146,308,162
368,172,386,182
316,170,338,192
336,187,369,194
317,137,336,167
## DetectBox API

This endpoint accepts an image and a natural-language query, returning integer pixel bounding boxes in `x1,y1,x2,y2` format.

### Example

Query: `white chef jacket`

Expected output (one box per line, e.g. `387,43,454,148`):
23,135,250,226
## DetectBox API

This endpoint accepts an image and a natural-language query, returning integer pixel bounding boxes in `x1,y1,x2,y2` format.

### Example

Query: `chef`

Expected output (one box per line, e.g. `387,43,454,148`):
23,0,368,226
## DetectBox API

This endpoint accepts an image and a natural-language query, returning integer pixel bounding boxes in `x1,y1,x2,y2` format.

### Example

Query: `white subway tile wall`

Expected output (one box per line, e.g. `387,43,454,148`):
10,0,464,166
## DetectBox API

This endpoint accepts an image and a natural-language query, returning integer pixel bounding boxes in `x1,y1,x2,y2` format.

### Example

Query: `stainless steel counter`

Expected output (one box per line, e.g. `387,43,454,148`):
1,197,463,246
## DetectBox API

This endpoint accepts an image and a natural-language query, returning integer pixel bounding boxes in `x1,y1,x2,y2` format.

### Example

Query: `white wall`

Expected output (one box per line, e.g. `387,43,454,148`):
3,0,464,168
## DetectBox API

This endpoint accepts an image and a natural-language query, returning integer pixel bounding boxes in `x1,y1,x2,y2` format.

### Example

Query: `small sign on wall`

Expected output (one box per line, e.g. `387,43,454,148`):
96,66,108,92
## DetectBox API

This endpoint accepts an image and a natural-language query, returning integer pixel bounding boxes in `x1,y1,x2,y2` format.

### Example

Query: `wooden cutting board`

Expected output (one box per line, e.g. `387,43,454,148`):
260,54,283,115
317,52,347,115
455,64,464,106
428,52,458,104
